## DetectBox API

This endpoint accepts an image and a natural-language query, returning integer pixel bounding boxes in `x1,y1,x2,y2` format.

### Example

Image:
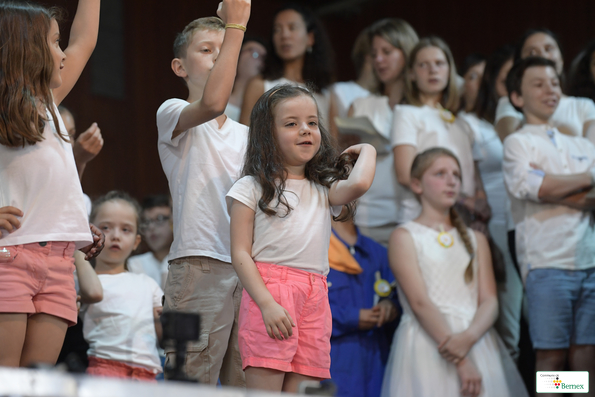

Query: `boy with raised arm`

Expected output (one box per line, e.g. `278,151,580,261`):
156,0,250,386
503,57,595,384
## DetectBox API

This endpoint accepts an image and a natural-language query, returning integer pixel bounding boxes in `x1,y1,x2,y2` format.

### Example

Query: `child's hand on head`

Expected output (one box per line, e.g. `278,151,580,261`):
260,300,295,340
217,0,251,26
80,223,105,260
0,206,23,233
341,143,375,159
73,123,104,165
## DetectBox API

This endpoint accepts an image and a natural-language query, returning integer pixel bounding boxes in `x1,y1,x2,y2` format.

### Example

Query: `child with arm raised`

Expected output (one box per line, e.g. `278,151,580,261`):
382,148,527,397
157,0,251,386
0,0,103,368
227,85,376,393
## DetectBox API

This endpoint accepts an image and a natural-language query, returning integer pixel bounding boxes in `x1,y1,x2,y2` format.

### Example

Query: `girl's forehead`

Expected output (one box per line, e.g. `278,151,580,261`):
416,46,446,61
94,200,137,222
275,95,317,115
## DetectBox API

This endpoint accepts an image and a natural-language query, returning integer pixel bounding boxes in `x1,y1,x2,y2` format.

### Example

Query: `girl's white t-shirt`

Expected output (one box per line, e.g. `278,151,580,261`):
391,105,477,223
83,272,163,373
0,104,92,248
495,95,595,140
226,176,341,276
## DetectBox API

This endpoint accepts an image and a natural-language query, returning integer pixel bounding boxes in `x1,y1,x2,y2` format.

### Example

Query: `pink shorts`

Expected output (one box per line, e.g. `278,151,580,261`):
238,262,332,379
87,357,157,382
0,242,77,326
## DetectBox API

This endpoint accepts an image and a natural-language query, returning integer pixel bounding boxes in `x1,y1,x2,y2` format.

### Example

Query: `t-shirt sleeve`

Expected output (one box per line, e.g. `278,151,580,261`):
502,135,543,202
576,97,595,124
391,106,419,148
156,99,190,147
226,176,261,215
495,96,523,124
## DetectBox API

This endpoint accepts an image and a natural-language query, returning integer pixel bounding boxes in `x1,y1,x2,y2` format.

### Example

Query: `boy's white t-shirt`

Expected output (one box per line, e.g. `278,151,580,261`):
226,176,342,276
0,104,92,248
83,272,163,373
391,105,477,223
157,99,248,262
495,95,595,139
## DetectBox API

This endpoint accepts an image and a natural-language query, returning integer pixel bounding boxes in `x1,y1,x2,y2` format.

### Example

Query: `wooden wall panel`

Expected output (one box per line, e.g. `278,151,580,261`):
53,0,595,201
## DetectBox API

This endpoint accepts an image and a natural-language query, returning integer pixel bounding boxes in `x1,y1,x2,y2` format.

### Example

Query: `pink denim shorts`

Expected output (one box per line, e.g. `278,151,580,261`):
238,262,332,379
0,242,77,326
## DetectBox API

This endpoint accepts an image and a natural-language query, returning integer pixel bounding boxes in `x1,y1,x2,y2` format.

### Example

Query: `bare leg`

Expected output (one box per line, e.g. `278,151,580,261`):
245,367,285,392
19,313,68,367
0,313,27,367
569,345,595,397
535,349,568,397
282,372,321,394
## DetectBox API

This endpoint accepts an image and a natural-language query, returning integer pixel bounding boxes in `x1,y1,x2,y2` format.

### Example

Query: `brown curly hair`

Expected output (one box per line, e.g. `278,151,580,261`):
242,84,355,221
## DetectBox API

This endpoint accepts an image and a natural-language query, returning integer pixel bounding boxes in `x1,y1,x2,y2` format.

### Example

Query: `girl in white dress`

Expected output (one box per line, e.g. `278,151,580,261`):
382,148,527,397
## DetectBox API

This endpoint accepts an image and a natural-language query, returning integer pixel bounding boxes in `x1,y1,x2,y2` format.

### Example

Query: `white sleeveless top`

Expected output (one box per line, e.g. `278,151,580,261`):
0,104,92,248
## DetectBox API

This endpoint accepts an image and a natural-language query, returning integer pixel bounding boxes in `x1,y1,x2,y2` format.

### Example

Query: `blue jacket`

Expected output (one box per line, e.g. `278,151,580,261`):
327,228,400,397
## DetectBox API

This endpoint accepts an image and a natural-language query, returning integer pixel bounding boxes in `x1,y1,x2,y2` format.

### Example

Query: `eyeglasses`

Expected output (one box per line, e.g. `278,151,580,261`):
139,215,171,233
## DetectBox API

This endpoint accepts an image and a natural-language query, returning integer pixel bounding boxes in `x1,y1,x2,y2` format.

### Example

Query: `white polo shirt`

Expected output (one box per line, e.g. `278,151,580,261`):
502,124,595,282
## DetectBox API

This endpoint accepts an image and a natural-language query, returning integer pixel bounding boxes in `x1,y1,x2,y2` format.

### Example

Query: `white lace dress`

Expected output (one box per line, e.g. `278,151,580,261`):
381,222,527,397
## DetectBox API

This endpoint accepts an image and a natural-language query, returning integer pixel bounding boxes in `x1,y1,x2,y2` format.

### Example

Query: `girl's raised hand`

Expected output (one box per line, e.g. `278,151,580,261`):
260,300,295,340
0,206,23,233
217,0,251,26
341,143,373,159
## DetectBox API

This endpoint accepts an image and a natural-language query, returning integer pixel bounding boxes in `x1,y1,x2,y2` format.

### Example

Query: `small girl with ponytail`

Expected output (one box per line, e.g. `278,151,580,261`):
381,148,527,397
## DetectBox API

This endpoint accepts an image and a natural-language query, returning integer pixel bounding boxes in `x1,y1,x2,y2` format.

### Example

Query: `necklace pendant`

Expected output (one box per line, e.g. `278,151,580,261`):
437,231,454,248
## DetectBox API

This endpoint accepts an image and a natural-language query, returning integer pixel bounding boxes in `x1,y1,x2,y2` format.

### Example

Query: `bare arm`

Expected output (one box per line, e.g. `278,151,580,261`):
229,199,295,340
238,76,264,125
328,92,340,140
543,189,595,210
74,251,103,303
388,228,452,345
53,0,101,105
494,116,521,142
393,145,417,188
154,306,163,342
172,0,251,137
329,144,376,206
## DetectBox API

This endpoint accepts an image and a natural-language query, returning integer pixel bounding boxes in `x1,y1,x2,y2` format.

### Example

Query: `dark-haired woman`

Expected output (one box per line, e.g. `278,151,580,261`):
239,4,335,127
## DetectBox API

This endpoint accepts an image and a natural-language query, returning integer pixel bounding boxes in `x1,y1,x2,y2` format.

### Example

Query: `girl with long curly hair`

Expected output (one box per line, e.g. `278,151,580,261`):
227,84,376,393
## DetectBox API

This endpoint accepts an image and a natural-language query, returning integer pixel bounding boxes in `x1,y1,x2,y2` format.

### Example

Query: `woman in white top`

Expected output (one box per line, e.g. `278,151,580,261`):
240,3,334,126
348,18,419,246
495,29,595,142
460,46,524,361
392,37,483,224
328,26,379,138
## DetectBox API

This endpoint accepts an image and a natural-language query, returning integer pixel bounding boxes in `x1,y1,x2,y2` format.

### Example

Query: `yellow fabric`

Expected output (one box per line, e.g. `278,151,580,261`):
328,233,363,275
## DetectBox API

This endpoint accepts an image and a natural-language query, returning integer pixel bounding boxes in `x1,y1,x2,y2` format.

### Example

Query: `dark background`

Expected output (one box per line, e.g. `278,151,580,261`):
52,0,595,201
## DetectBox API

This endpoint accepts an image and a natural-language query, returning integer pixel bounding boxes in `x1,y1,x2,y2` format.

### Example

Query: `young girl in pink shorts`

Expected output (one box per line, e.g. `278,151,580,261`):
227,84,376,393
0,1,103,367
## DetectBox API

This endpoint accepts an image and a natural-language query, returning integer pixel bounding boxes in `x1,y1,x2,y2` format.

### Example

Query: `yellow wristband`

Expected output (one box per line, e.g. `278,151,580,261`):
225,23,246,32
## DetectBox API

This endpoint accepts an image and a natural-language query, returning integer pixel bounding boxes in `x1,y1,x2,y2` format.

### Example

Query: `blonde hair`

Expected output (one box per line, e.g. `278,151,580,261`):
411,148,475,283
368,18,419,94
406,36,460,111
173,17,225,59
